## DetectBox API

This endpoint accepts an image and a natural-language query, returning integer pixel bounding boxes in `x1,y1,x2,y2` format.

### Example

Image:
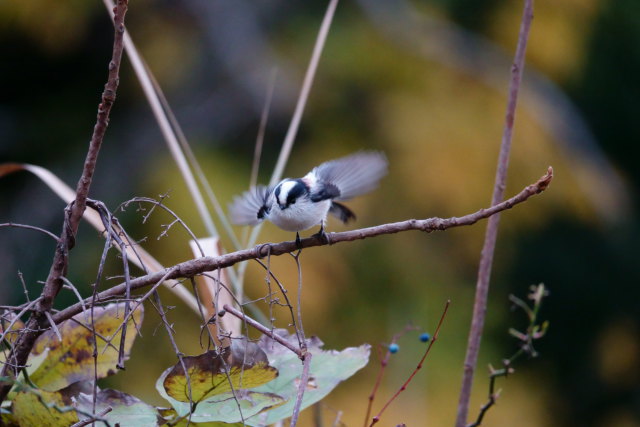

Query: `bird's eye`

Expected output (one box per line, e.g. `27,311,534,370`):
287,196,296,205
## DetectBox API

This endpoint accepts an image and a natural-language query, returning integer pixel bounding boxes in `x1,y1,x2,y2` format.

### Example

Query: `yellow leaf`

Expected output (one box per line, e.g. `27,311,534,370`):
29,303,143,391
12,389,79,427
0,314,25,346
163,341,278,403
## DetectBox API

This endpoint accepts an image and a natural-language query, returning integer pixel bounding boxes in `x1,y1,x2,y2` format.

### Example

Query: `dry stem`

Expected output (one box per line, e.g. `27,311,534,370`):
455,1,535,425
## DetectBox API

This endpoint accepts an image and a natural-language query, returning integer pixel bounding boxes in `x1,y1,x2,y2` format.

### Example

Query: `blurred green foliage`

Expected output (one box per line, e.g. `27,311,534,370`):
1,1,638,426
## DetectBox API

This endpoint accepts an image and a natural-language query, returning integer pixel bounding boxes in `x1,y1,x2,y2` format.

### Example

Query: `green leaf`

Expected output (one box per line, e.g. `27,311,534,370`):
74,388,160,426
157,340,284,424
159,407,243,426
157,379,284,425
245,330,370,426
29,302,144,391
162,340,278,403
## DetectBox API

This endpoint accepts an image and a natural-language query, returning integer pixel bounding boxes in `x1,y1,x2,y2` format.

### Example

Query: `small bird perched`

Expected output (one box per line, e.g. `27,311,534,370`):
229,151,388,245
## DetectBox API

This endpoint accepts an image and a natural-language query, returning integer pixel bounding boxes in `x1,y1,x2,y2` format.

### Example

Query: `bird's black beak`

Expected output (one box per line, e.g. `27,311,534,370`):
278,203,287,210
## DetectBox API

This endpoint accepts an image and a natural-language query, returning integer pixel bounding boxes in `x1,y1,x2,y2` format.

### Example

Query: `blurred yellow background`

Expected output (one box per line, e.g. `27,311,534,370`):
1,1,638,426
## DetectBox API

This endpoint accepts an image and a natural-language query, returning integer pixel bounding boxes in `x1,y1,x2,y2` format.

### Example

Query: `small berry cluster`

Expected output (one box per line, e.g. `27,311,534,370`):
388,332,431,354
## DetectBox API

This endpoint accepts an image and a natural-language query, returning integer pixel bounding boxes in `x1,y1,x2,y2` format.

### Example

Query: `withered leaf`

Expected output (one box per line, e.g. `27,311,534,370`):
163,339,278,403
29,303,143,391
12,389,79,427
0,314,25,346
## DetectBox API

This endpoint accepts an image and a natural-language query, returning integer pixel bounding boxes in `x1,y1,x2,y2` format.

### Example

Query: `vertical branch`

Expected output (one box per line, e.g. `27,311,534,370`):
151,291,194,424
455,1,534,426
291,251,307,352
0,0,129,402
89,204,116,415
290,353,313,427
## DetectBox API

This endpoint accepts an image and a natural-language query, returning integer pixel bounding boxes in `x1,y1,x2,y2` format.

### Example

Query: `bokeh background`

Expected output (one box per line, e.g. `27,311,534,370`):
1,1,639,426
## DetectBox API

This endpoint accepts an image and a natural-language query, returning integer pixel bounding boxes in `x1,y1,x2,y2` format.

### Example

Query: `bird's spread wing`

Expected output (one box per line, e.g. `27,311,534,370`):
228,185,273,226
311,151,388,201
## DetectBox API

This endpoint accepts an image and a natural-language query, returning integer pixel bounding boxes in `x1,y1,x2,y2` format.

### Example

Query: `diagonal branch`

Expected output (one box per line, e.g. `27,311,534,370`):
52,167,552,327
0,0,129,403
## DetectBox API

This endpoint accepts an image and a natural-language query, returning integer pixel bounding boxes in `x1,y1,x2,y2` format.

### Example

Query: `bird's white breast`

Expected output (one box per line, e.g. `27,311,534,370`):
268,198,331,232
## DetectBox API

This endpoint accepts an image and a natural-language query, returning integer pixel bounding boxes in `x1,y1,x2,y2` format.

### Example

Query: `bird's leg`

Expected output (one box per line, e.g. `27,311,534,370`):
312,221,330,244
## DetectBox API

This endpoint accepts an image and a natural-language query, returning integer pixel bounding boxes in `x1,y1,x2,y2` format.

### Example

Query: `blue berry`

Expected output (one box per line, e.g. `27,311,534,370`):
420,333,431,342
389,343,399,353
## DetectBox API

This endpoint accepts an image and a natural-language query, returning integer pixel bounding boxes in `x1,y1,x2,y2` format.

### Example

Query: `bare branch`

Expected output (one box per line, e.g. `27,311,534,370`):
0,223,60,242
52,168,552,328
44,311,62,342
290,353,313,427
151,291,195,423
0,0,129,402
0,298,41,346
69,406,112,427
455,1,535,425
290,251,307,352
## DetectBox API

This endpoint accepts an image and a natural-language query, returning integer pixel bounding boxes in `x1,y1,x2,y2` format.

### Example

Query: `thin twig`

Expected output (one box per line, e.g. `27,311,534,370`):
369,301,450,426
0,223,60,242
151,291,195,424
189,277,217,350
18,272,30,302
467,284,548,427
222,304,303,358
61,277,88,315
103,269,176,341
43,311,62,342
0,164,199,313
290,353,313,427
363,325,419,427
89,198,116,415
51,168,552,327
455,1,535,425
0,298,41,345
90,198,135,371
290,251,307,352
70,406,113,427
120,197,205,257
254,256,301,347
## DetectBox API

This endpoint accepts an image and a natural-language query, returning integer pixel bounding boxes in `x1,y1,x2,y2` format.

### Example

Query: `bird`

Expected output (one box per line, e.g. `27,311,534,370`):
229,151,388,246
